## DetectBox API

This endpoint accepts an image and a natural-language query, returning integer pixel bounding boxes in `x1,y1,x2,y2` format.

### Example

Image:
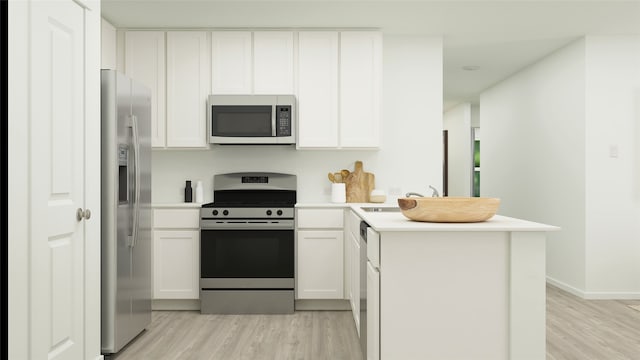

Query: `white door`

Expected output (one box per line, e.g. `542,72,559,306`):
30,1,86,358
166,31,210,148
211,31,252,94
253,31,295,94
297,31,339,148
125,31,166,147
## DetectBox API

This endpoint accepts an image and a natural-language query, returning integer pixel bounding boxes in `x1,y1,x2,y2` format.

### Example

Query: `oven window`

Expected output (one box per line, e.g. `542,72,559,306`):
212,105,272,137
201,229,294,278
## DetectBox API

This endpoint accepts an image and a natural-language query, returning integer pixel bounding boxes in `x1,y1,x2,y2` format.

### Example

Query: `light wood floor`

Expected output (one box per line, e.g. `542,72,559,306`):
113,285,640,360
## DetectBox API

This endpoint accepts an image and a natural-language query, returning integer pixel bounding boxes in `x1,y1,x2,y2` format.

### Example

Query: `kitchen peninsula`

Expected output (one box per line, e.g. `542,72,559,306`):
351,205,559,360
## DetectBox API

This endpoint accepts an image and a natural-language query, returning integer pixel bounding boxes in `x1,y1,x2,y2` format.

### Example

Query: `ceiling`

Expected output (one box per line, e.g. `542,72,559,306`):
101,0,640,111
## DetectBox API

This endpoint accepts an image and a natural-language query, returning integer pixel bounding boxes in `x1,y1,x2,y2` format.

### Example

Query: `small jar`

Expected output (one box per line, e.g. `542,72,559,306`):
369,189,386,203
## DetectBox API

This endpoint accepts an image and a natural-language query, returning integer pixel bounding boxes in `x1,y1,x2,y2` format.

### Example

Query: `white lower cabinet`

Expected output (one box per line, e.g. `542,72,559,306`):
349,229,360,334
152,208,200,300
367,261,380,360
296,207,345,300
297,230,344,299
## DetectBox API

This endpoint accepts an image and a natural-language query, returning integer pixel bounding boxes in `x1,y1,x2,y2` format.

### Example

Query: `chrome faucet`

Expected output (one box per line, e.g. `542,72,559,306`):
405,191,425,197
405,185,440,198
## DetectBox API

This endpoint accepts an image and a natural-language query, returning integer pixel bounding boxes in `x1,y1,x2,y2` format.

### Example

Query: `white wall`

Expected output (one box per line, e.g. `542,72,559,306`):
443,102,472,196
101,18,117,69
584,36,640,296
151,35,443,204
481,36,640,298
480,39,587,293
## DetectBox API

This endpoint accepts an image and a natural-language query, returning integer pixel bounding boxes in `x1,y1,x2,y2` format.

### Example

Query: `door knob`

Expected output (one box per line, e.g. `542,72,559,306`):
77,208,92,221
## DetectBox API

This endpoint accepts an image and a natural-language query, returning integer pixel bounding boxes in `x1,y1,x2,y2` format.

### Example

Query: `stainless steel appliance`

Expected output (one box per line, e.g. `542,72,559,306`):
208,94,296,145
100,70,152,355
359,220,369,358
200,172,297,314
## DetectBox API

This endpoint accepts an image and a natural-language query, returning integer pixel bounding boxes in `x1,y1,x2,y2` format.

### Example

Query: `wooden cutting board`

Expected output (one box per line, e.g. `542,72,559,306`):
345,161,375,203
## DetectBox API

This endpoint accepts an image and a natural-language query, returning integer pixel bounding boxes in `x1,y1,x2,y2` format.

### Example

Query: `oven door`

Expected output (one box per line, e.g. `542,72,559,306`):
200,229,294,280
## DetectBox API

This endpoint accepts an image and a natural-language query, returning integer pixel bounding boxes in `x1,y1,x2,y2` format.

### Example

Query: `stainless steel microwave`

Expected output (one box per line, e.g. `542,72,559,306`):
208,94,296,145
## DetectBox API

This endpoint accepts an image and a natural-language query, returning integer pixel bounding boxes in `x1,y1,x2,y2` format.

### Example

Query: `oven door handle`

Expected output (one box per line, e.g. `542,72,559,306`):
200,221,295,230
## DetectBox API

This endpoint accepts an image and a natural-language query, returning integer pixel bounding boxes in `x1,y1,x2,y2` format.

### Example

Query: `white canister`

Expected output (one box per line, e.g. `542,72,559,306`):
331,183,346,203
370,189,387,203
195,180,204,203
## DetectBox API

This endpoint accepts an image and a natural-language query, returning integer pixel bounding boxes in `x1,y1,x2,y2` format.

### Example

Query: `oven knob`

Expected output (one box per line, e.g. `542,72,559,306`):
212,210,218,216
277,210,283,216
223,210,229,216
266,210,272,216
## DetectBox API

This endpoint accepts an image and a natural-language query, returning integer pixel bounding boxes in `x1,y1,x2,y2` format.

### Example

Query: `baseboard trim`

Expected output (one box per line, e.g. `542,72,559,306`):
546,277,640,300
151,299,352,311
152,299,200,311
295,299,351,311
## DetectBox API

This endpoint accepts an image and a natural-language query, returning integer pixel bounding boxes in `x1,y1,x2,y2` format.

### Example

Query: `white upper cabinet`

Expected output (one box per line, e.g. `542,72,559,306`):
166,31,210,148
253,31,295,94
124,31,166,147
211,31,252,94
297,31,382,149
297,31,339,148
339,31,382,148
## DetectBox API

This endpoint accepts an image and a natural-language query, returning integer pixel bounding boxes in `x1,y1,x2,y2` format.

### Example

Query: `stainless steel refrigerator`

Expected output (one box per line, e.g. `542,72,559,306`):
100,69,152,355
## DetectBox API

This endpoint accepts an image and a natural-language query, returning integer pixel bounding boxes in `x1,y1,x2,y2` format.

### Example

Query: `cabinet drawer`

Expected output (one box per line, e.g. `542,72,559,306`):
153,209,200,229
297,208,344,229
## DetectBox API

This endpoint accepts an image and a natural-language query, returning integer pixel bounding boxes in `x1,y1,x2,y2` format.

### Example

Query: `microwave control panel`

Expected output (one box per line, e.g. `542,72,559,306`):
276,106,292,137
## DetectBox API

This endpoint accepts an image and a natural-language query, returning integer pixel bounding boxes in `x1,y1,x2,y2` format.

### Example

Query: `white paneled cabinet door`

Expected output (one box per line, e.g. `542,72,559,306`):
125,31,166,147
154,230,200,299
367,261,380,360
297,32,339,148
350,231,361,334
253,31,295,94
297,230,344,299
166,31,210,147
30,1,85,358
211,31,252,94
340,32,382,148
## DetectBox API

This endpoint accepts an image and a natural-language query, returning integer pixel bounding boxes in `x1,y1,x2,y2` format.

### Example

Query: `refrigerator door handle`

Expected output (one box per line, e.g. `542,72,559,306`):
130,114,141,248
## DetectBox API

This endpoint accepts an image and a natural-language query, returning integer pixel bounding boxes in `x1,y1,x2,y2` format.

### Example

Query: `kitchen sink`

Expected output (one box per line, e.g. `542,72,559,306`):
360,206,402,213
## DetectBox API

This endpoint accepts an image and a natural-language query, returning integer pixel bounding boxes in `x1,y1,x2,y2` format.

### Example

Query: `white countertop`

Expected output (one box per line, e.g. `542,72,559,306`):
153,202,203,209
350,204,560,232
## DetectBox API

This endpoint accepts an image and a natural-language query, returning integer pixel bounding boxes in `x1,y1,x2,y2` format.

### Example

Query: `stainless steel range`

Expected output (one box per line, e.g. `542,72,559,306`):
199,172,296,314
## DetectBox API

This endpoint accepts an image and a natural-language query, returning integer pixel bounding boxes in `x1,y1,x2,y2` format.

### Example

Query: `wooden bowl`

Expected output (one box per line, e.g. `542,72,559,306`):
397,196,500,223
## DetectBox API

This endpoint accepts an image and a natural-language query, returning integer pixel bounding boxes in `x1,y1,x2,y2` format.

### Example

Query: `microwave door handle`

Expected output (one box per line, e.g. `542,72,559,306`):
271,106,277,137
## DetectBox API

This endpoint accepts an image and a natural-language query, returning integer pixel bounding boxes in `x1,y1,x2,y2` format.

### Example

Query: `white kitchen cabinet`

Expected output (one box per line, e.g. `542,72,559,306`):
297,31,339,148
153,208,200,299
297,31,382,149
296,208,344,299
349,228,360,334
367,261,380,360
345,209,363,334
339,31,382,148
166,31,210,148
297,230,344,299
211,31,252,94
253,31,295,94
124,31,166,148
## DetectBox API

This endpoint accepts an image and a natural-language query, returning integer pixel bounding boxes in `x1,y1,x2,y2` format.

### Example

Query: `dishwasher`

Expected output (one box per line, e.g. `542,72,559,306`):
359,220,369,359
360,220,381,360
